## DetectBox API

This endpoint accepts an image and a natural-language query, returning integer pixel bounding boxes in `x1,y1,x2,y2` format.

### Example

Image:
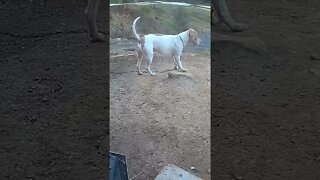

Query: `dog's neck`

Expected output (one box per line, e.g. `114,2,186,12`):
177,31,189,47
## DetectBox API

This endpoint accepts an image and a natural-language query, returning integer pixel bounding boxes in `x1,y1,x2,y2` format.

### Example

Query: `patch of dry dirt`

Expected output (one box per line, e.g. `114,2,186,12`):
212,0,320,179
110,51,211,179
1,1,108,179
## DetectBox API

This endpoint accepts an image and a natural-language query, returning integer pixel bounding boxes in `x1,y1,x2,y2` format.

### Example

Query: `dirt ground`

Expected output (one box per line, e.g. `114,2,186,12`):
1,1,108,179
212,0,320,179
110,47,210,179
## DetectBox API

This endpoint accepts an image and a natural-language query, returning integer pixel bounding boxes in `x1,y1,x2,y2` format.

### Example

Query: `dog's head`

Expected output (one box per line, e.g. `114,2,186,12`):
187,28,201,46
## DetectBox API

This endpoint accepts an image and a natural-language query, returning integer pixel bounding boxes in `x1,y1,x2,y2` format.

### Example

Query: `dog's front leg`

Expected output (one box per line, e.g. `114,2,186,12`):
213,0,248,32
175,56,187,72
86,0,105,42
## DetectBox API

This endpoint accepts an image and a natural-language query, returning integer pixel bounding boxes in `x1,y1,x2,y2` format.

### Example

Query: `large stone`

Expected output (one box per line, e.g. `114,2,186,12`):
155,164,202,180
168,71,193,79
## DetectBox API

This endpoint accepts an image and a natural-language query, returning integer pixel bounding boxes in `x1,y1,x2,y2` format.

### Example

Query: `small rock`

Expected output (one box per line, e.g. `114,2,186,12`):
95,145,100,150
290,14,297,18
125,48,135,51
310,54,319,60
42,97,49,102
27,116,37,123
231,173,243,180
244,110,251,113
307,69,320,76
298,93,304,98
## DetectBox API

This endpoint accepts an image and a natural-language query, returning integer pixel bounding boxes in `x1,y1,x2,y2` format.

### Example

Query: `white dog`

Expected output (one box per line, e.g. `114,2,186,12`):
132,17,201,76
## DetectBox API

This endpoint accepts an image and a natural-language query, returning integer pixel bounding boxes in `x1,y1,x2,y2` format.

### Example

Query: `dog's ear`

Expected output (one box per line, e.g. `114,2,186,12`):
187,28,191,35
187,28,195,35
188,28,195,36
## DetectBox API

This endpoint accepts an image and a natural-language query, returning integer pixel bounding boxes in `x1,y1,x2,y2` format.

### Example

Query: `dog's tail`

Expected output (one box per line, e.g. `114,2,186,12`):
132,17,141,41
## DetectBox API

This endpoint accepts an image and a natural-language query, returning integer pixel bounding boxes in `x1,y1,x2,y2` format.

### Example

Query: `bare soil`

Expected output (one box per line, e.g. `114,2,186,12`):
212,0,320,179
110,50,211,179
1,1,108,179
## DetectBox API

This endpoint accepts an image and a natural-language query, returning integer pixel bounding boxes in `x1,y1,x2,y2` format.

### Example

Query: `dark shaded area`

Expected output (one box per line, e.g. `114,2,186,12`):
212,0,320,179
114,0,211,5
0,0,108,179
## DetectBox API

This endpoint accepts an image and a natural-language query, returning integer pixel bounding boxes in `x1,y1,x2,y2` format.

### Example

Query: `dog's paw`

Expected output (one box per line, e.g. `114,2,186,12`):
231,22,248,32
89,32,105,42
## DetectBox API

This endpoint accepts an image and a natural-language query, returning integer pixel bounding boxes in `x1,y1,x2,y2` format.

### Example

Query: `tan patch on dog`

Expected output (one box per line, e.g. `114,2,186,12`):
139,36,145,49
153,47,160,53
187,28,199,45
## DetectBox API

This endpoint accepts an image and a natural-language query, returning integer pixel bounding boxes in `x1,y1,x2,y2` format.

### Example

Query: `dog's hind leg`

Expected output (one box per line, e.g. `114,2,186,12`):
175,56,187,72
173,58,179,70
136,51,143,75
146,52,155,76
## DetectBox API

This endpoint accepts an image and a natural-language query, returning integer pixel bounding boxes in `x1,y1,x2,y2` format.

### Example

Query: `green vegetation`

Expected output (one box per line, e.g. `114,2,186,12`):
139,6,151,15
110,4,210,38
110,0,121,4
110,0,138,3
173,6,189,31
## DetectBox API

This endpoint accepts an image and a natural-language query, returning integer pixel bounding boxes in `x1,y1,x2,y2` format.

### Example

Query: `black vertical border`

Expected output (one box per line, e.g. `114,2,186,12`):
103,0,110,179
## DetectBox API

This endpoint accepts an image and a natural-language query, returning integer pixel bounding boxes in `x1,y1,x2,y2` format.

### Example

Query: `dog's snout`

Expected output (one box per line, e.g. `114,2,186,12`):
197,38,201,45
